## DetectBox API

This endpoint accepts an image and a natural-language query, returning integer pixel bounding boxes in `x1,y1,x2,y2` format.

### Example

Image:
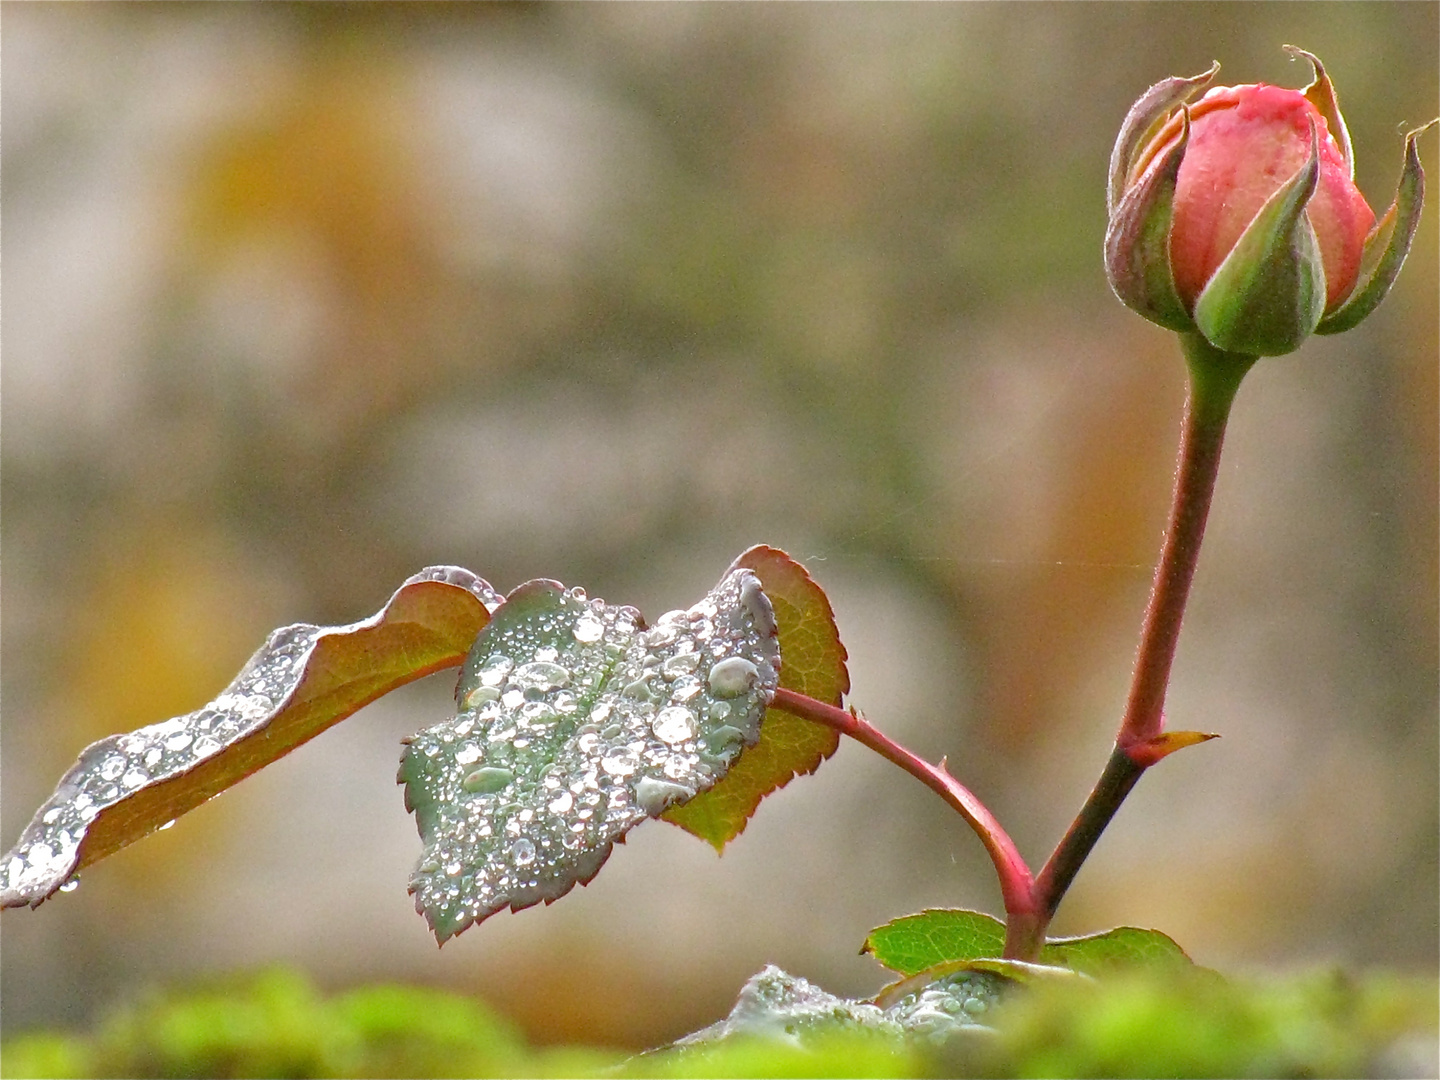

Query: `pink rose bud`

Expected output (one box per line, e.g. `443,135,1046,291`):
1106,48,1432,357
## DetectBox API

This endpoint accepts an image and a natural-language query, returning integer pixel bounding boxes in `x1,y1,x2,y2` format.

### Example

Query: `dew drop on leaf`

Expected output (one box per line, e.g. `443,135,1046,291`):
708,657,760,698
652,706,697,745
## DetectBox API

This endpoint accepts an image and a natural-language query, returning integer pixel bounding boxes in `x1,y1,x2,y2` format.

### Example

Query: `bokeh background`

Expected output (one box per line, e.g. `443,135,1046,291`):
3,2,1436,1051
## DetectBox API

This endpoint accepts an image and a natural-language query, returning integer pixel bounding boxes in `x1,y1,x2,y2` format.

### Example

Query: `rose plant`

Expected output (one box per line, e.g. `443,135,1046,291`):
1,46,1433,1063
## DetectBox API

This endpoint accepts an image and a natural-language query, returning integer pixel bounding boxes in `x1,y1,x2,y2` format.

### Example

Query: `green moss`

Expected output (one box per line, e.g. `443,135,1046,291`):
3,966,1435,1079
1,968,618,1080
954,967,1439,1079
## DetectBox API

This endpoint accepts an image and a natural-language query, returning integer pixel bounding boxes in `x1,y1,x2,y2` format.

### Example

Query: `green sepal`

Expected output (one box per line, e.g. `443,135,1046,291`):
1193,125,1326,356
1317,120,1434,335
1104,108,1196,333
1107,62,1218,215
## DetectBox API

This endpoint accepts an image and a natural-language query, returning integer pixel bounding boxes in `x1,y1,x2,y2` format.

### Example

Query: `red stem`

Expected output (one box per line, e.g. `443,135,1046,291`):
1030,334,1254,934
775,335,1253,962
770,687,1038,934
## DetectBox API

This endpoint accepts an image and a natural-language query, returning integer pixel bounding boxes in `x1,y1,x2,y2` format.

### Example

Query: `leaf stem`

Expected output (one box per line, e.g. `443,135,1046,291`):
770,687,1038,929
1030,333,1255,934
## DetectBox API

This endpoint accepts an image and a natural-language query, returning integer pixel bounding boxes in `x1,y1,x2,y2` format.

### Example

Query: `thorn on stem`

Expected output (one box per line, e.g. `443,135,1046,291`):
1122,730,1220,768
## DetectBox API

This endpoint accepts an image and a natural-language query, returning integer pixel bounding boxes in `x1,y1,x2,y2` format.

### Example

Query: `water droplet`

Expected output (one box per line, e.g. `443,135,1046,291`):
573,614,604,643
634,776,694,815
98,756,126,782
143,747,163,768
708,701,733,722
652,706,696,745
455,745,482,766
663,652,700,678
445,861,463,876
59,878,80,893
121,769,148,790
510,839,536,866
548,791,574,814
672,682,703,703
501,689,525,709
477,654,514,687
519,702,558,726
708,657,759,698
739,574,769,620
663,756,695,780
461,685,501,709
462,767,514,794
576,732,604,754
623,678,656,702
165,732,193,752
601,748,640,777
158,819,176,832
707,724,745,749
645,624,678,647
42,808,62,825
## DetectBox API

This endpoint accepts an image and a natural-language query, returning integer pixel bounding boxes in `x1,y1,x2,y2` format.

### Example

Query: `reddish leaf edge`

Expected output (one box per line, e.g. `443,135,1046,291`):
0,567,498,911
659,545,850,850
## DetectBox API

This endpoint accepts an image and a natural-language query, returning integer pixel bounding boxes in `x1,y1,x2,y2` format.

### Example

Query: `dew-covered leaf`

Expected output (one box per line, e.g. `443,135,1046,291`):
873,958,1081,1011
400,566,780,943
863,909,1195,978
662,545,848,850
0,567,499,910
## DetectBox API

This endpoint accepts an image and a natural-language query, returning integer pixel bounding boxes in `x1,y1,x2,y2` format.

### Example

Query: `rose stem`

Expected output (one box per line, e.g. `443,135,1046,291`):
769,685,1039,950
1029,333,1255,942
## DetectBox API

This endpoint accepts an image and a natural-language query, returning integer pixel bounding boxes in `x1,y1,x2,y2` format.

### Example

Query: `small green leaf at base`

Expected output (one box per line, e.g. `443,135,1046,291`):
402,565,781,943
0,567,499,910
1042,926,1193,976
863,908,1193,978
662,546,849,850
863,909,1008,976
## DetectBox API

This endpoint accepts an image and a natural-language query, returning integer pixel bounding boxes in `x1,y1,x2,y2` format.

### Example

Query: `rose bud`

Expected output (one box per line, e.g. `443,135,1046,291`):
1106,47,1432,357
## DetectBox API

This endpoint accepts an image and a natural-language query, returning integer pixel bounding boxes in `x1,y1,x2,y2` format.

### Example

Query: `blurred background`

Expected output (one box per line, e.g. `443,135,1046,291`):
3,2,1436,1052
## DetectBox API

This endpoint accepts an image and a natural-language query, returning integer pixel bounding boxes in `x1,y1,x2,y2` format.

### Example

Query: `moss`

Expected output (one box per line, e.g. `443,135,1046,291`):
3,965,1435,1079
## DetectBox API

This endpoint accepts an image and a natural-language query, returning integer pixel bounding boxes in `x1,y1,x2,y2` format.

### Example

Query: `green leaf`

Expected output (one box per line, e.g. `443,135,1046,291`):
663,546,849,850
401,565,781,943
861,909,1008,977
1041,925,1193,976
862,909,1193,978
0,567,498,910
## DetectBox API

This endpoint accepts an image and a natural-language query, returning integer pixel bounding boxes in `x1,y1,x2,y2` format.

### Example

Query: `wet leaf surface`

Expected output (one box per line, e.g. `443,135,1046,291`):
400,565,780,942
0,567,498,910
863,909,1193,977
662,545,848,849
